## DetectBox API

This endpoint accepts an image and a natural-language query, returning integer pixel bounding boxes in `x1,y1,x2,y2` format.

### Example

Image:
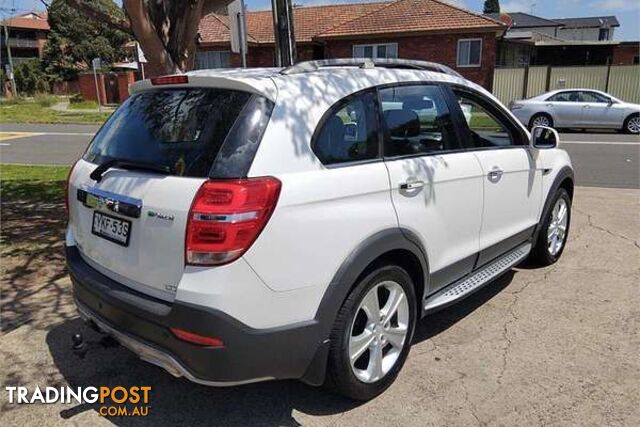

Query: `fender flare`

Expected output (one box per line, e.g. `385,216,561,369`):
301,227,429,385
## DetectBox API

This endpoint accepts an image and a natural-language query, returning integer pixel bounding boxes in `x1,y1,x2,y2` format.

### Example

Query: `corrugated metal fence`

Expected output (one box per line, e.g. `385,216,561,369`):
493,65,640,105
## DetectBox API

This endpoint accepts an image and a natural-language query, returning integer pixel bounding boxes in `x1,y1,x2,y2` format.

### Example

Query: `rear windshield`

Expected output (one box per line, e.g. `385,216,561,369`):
83,88,271,178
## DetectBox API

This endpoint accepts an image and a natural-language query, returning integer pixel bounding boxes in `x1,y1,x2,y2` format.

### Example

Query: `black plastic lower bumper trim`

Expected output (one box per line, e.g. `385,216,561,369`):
66,245,323,384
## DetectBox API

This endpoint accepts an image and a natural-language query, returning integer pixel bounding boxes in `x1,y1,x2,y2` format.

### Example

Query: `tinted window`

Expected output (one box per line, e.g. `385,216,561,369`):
580,91,610,103
380,85,458,157
456,92,518,148
84,89,263,178
548,91,580,102
313,91,379,165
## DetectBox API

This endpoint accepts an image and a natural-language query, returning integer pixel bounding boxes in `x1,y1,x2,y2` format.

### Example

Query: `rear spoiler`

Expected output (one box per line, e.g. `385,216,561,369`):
130,75,278,102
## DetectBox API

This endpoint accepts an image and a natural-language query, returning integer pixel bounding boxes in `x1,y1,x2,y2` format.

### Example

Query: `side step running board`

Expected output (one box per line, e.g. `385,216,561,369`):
424,243,532,313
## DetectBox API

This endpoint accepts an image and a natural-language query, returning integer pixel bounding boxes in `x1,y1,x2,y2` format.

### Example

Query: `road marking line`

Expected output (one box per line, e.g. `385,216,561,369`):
0,143,11,146
561,141,640,146
0,131,44,141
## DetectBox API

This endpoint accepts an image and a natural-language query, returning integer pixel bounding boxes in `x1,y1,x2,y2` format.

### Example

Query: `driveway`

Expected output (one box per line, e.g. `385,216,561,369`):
1,123,638,189
1,185,638,426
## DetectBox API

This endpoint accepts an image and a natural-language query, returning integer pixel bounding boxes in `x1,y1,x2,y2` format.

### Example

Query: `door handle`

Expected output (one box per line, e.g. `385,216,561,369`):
583,105,590,109
400,181,425,190
488,167,503,183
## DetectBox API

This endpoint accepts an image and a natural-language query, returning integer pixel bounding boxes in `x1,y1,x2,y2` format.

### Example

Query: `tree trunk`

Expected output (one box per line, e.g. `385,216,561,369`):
71,0,237,77
123,0,179,76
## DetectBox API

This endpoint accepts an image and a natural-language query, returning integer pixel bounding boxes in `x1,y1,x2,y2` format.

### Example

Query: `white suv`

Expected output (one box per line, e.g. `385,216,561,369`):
66,59,574,401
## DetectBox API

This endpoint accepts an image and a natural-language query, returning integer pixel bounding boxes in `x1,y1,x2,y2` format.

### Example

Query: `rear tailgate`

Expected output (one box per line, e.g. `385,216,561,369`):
69,160,203,301
66,84,274,301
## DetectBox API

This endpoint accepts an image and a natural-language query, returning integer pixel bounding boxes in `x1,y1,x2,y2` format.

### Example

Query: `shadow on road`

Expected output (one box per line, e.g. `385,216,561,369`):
43,271,516,426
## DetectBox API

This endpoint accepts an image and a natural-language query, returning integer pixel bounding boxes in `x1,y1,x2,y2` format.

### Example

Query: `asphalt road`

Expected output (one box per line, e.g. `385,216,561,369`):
1,123,638,189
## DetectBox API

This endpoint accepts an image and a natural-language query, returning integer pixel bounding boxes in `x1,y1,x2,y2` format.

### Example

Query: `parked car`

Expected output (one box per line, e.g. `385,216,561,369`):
510,89,640,134
65,59,574,401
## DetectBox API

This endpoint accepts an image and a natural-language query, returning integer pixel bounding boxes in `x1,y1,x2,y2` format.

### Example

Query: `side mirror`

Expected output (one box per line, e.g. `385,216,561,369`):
530,126,559,149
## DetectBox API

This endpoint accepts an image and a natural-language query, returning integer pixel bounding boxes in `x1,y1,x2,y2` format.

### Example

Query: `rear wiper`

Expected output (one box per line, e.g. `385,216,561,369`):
90,159,172,182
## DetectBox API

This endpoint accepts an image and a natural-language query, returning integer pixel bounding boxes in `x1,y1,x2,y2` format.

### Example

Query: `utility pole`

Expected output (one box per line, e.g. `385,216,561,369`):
3,23,17,97
271,0,296,67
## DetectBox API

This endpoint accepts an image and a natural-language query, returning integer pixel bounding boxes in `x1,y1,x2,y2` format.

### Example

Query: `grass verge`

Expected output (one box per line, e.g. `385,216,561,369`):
0,164,70,202
0,100,111,124
68,100,100,110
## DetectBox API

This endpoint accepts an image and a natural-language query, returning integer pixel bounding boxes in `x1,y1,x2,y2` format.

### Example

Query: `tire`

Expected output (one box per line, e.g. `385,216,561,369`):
325,265,417,401
529,113,554,129
623,113,640,134
529,188,571,266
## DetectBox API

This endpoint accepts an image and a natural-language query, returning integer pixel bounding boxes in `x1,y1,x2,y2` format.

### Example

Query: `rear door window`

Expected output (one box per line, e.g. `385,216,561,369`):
84,88,269,178
379,84,458,157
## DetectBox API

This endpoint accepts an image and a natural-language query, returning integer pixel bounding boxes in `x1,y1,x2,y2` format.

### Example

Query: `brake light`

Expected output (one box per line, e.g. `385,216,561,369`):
170,328,224,348
65,160,79,215
186,177,281,265
150,75,189,85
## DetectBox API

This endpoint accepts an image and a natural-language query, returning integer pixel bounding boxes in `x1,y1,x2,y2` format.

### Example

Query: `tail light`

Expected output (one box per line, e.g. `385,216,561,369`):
186,177,281,266
65,160,79,215
151,75,189,85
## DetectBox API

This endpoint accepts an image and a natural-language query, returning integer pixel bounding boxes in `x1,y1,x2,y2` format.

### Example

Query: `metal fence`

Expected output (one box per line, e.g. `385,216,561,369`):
492,65,640,105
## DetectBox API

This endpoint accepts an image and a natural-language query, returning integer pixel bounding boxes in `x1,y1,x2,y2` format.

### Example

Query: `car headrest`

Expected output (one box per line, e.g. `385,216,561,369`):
325,115,345,144
384,110,420,138
403,96,435,112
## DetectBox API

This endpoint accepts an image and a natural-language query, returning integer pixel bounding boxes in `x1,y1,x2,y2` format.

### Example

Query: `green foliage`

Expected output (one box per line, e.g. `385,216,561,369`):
13,59,50,96
483,0,500,14
68,100,99,110
34,94,58,107
69,93,85,103
44,0,131,80
0,98,112,124
0,164,70,202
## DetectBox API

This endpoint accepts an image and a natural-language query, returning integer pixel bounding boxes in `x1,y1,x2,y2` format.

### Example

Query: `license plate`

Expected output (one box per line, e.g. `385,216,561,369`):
92,211,131,247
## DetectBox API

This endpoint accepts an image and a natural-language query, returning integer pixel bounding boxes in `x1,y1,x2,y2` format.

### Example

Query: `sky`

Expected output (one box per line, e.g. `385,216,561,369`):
10,0,640,41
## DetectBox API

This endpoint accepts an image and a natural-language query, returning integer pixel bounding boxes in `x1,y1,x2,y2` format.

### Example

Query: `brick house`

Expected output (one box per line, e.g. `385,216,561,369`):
0,12,49,69
197,0,504,88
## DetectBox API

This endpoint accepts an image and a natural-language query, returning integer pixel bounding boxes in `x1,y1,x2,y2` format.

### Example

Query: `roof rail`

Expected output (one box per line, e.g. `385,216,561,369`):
280,58,462,78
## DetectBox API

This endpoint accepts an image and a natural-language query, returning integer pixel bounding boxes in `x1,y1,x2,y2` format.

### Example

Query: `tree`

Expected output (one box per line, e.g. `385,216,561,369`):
44,0,130,79
14,59,50,95
483,0,500,14
64,0,235,77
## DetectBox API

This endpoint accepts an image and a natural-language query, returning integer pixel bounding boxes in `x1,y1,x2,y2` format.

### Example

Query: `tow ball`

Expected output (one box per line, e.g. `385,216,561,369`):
71,326,118,359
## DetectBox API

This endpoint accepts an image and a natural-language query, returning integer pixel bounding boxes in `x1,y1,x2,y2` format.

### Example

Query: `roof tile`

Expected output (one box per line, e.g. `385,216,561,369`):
199,0,502,45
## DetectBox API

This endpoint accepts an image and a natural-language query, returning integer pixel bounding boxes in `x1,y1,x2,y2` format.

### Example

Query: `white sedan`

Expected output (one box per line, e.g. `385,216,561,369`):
510,89,640,134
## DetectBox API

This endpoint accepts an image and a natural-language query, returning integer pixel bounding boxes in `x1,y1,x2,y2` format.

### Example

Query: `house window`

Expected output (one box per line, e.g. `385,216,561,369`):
598,28,610,41
457,39,482,67
353,43,398,59
195,51,231,69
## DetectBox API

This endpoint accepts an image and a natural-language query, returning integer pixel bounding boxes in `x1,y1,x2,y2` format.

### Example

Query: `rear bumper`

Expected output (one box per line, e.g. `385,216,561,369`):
66,245,326,386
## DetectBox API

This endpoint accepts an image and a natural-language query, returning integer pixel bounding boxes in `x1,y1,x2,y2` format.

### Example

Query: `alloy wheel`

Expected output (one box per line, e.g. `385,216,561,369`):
547,198,568,256
627,116,640,134
532,115,551,127
348,280,410,383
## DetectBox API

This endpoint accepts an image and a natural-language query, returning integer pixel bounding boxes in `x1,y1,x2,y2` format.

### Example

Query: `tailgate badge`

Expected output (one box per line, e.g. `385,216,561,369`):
147,210,175,222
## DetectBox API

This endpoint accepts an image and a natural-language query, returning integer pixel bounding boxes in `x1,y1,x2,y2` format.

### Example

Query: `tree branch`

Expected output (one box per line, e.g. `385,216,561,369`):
123,0,179,75
65,0,132,34
201,0,235,18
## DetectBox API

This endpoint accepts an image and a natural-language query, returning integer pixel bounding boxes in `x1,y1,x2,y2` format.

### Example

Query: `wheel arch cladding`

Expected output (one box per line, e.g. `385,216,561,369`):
300,228,429,386
532,166,574,244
